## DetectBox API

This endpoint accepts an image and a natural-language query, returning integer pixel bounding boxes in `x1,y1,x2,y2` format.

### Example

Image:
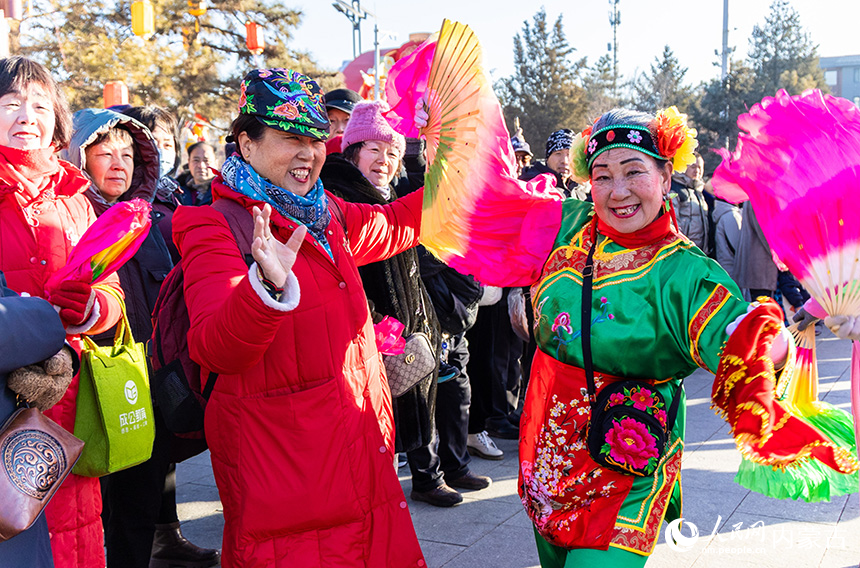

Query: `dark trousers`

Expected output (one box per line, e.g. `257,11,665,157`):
465,290,524,433
101,409,179,568
407,333,472,492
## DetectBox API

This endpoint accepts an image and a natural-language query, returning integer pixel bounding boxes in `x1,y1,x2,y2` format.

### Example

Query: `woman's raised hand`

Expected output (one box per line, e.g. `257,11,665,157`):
251,204,307,288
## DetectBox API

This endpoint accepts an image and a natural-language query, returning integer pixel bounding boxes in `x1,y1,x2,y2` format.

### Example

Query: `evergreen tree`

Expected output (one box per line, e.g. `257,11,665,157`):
629,45,694,113
691,0,826,172
582,54,618,120
494,8,587,158
694,59,758,171
748,0,826,99
16,0,339,129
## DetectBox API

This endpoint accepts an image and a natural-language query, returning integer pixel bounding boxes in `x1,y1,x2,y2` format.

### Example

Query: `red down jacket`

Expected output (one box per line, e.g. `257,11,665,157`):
0,148,123,568
172,178,427,568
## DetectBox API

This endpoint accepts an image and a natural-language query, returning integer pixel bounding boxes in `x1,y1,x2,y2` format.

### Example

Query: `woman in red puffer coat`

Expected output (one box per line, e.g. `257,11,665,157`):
172,68,426,567
0,56,123,568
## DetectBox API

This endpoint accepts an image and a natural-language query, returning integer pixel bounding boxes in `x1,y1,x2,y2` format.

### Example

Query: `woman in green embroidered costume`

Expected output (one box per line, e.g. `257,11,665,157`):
420,106,859,567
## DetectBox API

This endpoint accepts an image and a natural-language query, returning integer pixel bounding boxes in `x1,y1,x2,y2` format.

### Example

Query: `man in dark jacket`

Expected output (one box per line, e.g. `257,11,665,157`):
521,128,589,200
0,272,70,568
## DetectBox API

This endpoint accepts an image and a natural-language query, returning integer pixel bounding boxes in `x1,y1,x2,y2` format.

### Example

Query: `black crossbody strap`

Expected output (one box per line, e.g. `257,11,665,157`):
581,229,598,404
581,225,684,427
666,378,684,429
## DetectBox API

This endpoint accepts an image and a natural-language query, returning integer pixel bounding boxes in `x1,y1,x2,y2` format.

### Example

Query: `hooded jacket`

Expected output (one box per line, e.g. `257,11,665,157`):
63,109,172,344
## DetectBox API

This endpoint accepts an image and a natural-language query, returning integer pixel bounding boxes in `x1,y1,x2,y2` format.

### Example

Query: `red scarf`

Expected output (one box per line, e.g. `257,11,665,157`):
0,145,88,202
595,202,678,249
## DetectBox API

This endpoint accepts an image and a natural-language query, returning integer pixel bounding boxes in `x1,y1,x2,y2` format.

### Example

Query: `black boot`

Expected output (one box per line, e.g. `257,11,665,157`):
150,522,221,568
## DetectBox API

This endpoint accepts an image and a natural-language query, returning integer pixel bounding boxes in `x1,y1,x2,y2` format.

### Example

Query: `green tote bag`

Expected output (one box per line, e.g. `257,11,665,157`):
72,286,155,477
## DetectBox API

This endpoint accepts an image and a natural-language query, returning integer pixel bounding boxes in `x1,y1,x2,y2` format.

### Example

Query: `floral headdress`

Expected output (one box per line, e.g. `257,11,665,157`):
237,68,330,140
569,106,698,183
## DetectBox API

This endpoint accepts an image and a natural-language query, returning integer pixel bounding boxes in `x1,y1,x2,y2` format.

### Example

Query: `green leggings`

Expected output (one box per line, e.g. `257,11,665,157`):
534,529,648,568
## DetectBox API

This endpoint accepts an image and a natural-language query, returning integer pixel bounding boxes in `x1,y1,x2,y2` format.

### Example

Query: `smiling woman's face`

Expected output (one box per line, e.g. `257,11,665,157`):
355,140,400,189
239,126,326,196
590,147,672,234
0,82,56,150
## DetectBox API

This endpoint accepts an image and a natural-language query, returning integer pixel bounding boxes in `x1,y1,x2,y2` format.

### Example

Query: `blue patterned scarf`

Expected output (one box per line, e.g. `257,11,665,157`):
221,156,332,259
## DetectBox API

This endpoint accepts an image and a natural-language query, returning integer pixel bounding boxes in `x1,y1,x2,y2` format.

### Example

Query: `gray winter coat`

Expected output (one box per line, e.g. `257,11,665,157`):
733,202,778,291
671,174,709,254
712,199,742,282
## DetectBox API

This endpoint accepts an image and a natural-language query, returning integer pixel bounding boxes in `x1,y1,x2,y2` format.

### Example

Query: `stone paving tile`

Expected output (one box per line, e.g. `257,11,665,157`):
178,508,225,552
697,512,833,567
819,548,860,568
418,540,467,568
408,494,523,547
500,508,534,530
175,461,217,485
439,524,540,568
736,490,850,525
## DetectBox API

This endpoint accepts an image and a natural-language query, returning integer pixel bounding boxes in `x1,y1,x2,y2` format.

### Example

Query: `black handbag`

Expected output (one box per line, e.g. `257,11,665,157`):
581,233,682,477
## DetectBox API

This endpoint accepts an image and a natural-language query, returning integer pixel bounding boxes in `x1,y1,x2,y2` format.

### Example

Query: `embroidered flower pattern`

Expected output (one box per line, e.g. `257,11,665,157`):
546,296,615,358
627,130,643,144
631,388,655,410
588,138,598,154
605,417,659,470
552,312,573,334
521,394,616,533
597,383,671,474
272,102,300,120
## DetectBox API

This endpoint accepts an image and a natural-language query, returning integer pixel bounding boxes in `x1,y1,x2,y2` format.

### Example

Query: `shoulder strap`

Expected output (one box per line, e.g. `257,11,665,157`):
581,228,598,405
211,199,254,267
582,227,684,428
327,194,346,230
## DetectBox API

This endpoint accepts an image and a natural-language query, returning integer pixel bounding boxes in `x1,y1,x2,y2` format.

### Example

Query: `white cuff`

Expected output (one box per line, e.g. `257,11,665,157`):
248,263,301,312
66,297,101,335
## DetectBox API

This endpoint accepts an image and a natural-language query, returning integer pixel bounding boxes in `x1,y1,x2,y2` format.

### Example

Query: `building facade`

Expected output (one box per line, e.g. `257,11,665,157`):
820,55,860,105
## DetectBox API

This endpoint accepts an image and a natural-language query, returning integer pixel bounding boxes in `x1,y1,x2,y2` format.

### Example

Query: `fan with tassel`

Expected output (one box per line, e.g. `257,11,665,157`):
712,88,860,500
735,322,858,501
383,19,564,287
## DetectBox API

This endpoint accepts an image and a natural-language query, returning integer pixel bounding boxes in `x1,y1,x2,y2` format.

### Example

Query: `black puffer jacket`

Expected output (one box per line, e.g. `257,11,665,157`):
321,155,439,453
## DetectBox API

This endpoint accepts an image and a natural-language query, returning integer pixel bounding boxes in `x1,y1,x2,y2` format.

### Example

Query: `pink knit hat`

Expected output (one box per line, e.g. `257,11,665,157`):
341,100,405,157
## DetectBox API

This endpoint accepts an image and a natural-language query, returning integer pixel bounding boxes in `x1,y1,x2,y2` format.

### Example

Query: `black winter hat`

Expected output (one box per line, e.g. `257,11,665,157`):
324,88,363,115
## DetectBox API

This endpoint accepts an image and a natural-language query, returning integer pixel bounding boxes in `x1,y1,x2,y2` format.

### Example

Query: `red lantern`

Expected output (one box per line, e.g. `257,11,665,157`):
187,0,205,17
245,21,264,55
4,0,22,21
103,81,129,109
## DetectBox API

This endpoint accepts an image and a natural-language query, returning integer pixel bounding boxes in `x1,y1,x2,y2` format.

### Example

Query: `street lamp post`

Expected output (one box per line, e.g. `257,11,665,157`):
332,0,381,100
332,0,369,60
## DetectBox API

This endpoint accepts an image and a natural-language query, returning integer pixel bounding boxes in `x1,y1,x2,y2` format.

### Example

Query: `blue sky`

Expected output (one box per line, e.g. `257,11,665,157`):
287,0,859,87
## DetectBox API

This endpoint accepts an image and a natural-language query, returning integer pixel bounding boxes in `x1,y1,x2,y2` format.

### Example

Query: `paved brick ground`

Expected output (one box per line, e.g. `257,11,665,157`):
176,333,859,567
